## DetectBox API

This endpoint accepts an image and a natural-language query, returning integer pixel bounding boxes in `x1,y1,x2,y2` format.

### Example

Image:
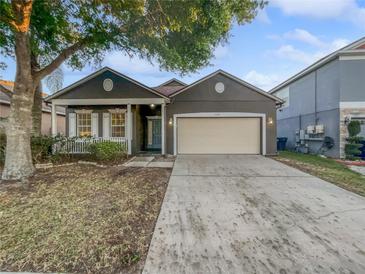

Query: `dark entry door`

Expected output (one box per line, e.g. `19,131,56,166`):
147,118,161,150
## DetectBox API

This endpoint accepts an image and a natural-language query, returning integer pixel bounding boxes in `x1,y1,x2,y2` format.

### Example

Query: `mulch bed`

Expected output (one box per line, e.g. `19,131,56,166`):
335,159,365,166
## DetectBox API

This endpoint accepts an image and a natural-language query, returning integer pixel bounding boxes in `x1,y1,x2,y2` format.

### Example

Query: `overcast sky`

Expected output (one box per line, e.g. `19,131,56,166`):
1,0,365,92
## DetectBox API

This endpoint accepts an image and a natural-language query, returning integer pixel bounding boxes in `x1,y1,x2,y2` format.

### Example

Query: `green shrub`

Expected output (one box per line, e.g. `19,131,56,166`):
345,121,364,160
0,133,66,165
348,120,361,137
31,135,57,163
88,141,127,162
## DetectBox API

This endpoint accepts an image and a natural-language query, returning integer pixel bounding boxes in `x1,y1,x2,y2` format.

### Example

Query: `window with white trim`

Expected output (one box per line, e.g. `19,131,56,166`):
77,113,92,137
111,112,125,137
276,87,289,108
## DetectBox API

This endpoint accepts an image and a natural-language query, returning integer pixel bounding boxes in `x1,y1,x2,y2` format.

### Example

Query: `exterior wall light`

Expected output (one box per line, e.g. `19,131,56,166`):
268,117,273,125
169,118,173,125
150,104,155,109
344,116,351,125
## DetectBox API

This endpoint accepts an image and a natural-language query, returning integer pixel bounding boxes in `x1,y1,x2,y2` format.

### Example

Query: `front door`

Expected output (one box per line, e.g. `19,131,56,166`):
147,117,161,150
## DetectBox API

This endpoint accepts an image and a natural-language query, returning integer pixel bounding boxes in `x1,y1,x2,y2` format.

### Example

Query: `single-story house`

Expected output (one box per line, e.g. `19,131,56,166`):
270,36,365,158
46,67,282,155
0,80,66,135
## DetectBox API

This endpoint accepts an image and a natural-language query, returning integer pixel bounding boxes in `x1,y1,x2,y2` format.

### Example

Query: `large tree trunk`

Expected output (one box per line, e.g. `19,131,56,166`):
2,32,36,180
31,82,42,136
31,54,42,137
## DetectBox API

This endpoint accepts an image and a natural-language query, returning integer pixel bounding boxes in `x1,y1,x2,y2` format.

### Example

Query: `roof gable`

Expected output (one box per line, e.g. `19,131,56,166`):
170,70,282,103
157,78,186,87
46,67,168,101
153,78,186,96
270,36,365,94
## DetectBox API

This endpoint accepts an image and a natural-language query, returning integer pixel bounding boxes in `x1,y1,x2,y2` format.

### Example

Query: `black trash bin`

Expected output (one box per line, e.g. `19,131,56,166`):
277,137,288,151
359,140,365,160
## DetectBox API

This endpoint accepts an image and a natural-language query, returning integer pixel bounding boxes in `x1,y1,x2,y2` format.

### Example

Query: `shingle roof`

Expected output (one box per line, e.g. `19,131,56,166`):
0,80,14,92
153,84,185,96
153,78,186,96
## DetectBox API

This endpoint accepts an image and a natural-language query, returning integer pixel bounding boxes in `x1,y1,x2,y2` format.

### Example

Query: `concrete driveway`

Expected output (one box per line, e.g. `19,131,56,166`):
143,155,365,274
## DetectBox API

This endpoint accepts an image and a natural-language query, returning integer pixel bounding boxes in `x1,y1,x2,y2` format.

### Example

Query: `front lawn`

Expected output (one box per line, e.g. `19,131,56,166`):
0,164,171,273
273,151,365,197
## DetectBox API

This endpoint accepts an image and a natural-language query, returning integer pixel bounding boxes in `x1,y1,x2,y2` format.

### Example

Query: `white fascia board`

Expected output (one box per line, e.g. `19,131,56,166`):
51,98,168,106
340,102,365,108
339,55,365,61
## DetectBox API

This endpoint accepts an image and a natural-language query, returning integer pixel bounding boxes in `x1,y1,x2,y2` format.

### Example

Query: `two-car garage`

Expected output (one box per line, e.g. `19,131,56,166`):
175,115,264,155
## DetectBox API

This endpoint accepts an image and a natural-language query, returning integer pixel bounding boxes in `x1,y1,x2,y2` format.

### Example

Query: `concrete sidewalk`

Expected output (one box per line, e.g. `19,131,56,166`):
143,155,365,274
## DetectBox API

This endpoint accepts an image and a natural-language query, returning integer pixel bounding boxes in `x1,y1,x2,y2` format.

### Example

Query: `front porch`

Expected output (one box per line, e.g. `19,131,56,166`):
51,98,167,155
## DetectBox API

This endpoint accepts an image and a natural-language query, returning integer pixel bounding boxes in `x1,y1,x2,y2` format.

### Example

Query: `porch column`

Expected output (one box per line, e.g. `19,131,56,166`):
161,103,166,155
127,103,132,155
51,102,57,136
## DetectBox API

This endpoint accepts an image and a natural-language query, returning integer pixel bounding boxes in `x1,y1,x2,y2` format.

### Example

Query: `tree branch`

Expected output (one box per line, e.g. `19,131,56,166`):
11,0,33,33
33,40,85,81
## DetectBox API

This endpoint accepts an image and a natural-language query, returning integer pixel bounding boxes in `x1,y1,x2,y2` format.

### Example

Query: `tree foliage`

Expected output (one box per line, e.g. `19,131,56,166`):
1,0,265,75
0,0,265,180
345,120,364,160
348,120,361,137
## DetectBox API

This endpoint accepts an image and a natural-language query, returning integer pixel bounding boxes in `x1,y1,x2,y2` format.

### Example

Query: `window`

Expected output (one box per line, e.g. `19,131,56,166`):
111,112,125,137
276,87,289,108
77,113,91,137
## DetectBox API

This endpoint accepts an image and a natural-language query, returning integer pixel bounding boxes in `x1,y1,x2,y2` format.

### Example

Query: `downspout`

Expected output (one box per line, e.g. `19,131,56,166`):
314,70,318,125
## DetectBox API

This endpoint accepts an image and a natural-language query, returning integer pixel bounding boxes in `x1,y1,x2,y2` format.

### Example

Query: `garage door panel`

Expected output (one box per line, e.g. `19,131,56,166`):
177,117,260,154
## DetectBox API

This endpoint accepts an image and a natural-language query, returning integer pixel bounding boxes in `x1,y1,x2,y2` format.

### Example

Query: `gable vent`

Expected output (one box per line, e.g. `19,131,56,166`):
103,78,113,91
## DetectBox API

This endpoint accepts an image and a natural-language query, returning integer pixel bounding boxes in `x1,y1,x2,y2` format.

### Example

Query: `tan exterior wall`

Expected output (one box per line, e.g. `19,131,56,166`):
0,103,11,117
339,107,365,158
0,103,65,136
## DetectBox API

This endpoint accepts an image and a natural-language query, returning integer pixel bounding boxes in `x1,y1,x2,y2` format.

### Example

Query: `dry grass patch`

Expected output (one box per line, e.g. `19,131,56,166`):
0,165,171,273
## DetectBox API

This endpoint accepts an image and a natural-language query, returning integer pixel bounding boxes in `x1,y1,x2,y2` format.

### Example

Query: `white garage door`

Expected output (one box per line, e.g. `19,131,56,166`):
177,117,261,154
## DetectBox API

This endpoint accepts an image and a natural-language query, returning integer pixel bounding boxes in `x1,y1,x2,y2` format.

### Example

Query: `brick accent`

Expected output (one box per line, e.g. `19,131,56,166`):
339,107,365,158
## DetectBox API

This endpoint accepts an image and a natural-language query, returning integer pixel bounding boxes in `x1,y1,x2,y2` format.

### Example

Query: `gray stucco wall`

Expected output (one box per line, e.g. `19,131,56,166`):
277,109,340,158
58,70,160,99
340,59,365,102
165,73,278,155
276,59,341,157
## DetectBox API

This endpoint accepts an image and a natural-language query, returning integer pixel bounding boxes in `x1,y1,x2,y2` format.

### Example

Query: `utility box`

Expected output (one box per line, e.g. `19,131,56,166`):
315,124,324,134
307,125,315,134
299,129,305,141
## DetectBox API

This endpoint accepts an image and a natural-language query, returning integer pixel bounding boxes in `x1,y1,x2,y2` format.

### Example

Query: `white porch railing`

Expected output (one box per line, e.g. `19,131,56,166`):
53,137,127,154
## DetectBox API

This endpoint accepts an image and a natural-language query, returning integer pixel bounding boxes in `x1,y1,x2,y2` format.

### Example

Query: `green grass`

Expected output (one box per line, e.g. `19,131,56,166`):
274,151,365,197
0,165,171,273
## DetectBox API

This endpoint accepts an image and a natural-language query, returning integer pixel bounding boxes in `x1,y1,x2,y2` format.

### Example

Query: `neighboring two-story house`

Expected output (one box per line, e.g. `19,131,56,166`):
270,37,365,158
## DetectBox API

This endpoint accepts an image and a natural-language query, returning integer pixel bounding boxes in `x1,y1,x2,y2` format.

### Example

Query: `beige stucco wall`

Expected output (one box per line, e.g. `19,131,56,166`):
0,103,65,136
339,107,365,158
